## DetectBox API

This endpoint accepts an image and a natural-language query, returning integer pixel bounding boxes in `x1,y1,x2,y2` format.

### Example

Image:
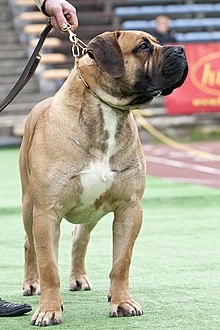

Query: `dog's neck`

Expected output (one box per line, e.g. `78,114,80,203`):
76,60,129,111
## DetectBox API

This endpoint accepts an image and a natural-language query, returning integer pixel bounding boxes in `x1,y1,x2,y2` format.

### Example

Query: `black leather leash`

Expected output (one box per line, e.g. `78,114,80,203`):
0,19,53,113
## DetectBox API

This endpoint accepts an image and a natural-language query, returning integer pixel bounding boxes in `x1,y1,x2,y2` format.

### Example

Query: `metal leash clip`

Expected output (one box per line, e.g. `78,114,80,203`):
62,23,87,59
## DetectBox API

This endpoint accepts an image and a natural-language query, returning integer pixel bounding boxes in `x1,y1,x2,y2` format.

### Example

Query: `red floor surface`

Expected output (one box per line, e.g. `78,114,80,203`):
143,141,220,189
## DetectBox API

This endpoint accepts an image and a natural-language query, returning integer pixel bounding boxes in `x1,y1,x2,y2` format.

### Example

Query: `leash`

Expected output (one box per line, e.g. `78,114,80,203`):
0,21,88,113
0,20,53,113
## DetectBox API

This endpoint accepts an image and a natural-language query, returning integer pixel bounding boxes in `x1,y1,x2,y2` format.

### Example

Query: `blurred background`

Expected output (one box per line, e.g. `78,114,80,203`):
0,0,220,147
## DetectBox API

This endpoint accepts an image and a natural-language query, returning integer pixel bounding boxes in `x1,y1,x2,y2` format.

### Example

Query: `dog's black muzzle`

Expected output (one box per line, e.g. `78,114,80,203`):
161,45,188,96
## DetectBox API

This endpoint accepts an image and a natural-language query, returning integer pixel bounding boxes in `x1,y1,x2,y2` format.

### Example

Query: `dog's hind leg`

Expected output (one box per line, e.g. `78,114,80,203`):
69,223,96,291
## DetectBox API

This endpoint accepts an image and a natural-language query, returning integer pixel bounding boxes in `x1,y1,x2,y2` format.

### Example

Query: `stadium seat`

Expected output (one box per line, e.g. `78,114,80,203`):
115,3,220,19
176,31,220,43
122,17,220,33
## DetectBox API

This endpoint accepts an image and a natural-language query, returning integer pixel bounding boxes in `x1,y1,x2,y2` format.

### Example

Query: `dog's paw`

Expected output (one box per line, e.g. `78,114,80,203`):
108,295,143,317
31,307,62,326
69,274,92,291
23,282,41,296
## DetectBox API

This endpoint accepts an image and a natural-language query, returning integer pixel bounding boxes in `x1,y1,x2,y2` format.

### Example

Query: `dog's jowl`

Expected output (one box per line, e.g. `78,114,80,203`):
19,30,188,326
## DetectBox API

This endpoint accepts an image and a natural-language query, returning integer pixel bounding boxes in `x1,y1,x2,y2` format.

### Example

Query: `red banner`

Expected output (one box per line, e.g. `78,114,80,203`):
165,43,220,114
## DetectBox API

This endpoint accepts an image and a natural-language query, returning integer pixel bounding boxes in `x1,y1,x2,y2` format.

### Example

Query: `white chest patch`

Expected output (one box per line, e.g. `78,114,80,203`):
80,104,117,205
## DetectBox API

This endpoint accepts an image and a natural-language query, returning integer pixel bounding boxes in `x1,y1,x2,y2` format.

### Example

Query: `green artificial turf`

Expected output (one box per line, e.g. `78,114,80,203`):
0,148,220,329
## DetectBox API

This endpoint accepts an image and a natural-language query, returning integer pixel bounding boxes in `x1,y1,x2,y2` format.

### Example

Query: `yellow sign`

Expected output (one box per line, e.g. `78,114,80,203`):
190,52,220,96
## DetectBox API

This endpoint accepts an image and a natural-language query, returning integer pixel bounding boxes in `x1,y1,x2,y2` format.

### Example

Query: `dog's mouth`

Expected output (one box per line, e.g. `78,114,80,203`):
129,90,162,106
129,95,152,106
161,63,188,96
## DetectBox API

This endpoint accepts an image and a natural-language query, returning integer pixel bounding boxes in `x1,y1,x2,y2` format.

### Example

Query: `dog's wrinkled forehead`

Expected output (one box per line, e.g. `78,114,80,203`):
87,30,160,78
117,30,160,50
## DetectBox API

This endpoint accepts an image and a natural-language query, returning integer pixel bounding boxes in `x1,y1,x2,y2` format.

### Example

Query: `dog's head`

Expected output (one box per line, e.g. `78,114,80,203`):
84,30,188,109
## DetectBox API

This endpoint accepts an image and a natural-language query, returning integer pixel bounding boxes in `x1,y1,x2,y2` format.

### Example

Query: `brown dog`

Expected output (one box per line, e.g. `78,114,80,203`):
19,30,188,326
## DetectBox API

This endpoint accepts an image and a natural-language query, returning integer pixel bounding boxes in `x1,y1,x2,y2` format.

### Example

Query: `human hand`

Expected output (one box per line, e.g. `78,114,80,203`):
44,0,78,31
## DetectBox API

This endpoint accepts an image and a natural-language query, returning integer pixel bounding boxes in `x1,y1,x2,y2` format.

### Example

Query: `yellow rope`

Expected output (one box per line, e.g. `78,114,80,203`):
133,110,220,161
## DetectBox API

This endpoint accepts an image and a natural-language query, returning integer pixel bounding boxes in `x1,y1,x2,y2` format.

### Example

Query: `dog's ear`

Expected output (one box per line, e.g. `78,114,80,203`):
87,31,125,78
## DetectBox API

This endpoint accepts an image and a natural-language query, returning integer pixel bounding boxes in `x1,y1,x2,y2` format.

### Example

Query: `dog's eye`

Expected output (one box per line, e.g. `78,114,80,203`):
139,42,150,50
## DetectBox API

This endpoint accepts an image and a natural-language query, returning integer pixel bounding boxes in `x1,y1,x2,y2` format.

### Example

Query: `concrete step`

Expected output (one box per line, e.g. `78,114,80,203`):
0,82,39,97
0,49,27,59
0,10,11,21
11,91,53,103
1,86,52,103
1,85,39,97
0,20,14,30
0,34,19,43
1,58,29,67
0,61,36,78
0,75,33,85
0,43,27,51
1,63,37,77
0,93,53,146
0,115,25,147
1,102,40,116
0,65,33,76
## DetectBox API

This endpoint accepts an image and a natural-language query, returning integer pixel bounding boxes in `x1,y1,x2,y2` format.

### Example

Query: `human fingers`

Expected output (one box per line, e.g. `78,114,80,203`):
65,9,78,31
52,5,69,30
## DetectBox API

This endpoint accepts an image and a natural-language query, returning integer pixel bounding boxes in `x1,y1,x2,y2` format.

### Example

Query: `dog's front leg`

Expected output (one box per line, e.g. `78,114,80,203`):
22,194,40,296
109,200,143,317
31,206,62,326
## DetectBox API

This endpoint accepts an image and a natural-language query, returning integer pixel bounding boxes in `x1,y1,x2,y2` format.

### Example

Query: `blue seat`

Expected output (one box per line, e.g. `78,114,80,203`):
139,5,164,15
115,3,220,18
122,20,154,30
122,17,220,35
115,7,141,16
115,5,164,17
190,3,220,13
165,4,215,15
165,4,192,15
176,31,220,43
171,18,220,30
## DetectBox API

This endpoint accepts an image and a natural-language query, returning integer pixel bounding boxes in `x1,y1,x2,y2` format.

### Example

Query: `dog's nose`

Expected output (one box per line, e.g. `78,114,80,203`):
164,45,186,57
172,46,185,55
